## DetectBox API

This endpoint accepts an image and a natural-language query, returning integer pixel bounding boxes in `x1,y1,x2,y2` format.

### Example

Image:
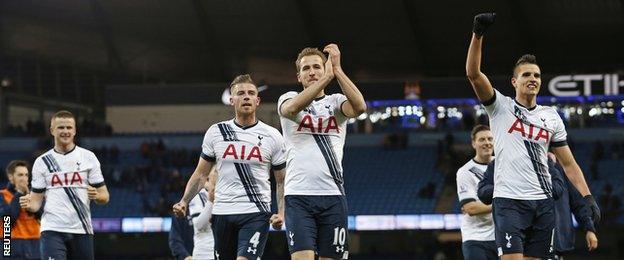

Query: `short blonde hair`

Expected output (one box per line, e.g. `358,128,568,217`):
295,47,327,71
229,74,257,93
51,110,75,125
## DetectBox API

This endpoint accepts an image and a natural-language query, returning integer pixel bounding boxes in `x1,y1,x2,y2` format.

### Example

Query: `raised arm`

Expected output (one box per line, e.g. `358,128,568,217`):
466,13,496,102
280,58,334,118
323,44,366,118
172,157,214,217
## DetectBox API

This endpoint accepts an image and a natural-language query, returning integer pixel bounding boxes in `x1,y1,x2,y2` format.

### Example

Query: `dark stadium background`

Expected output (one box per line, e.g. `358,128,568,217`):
1,0,623,259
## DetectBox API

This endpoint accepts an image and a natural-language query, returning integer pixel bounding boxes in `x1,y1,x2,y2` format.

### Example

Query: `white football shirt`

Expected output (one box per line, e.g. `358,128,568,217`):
456,159,495,242
484,89,567,200
278,92,349,196
31,146,105,235
201,119,287,215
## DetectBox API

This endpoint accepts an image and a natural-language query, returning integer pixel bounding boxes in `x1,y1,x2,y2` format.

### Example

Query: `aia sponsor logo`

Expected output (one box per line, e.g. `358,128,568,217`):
507,118,550,142
222,144,263,162
297,115,339,133
51,172,83,187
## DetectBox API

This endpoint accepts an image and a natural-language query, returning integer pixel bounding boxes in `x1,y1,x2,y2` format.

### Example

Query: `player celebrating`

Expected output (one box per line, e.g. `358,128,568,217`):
173,74,287,260
456,125,496,260
465,13,600,260
278,44,366,260
19,110,110,260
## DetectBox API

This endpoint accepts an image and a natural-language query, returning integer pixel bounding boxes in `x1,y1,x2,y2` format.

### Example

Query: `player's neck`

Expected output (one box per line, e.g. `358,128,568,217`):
234,115,257,128
54,143,76,154
315,90,326,99
515,94,537,109
473,154,492,165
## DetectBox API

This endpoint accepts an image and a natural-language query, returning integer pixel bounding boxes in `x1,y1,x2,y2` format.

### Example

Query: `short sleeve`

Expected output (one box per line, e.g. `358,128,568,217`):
551,115,568,147
483,89,506,119
277,91,299,117
31,158,47,193
88,152,105,187
201,125,217,162
332,94,349,118
456,170,478,207
271,133,287,170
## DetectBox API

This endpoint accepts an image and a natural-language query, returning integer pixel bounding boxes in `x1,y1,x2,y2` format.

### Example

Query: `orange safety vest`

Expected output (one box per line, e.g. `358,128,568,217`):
0,188,41,239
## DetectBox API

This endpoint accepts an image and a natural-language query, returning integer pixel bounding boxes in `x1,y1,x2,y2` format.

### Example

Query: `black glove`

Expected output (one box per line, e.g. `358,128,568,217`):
583,195,601,224
473,13,496,37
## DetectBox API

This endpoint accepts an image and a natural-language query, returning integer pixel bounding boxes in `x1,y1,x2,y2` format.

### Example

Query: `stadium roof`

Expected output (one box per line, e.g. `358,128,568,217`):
2,0,623,84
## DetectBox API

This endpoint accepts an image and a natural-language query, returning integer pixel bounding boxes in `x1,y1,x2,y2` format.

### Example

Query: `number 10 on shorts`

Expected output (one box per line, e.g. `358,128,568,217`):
332,227,346,246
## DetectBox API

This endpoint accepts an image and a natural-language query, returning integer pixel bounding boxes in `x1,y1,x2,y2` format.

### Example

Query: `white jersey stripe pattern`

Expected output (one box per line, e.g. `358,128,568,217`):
312,134,345,194
31,146,105,234
484,89,567,200
524,140,553,198
202,119,287,215
63,187,93,234
234,162,270,213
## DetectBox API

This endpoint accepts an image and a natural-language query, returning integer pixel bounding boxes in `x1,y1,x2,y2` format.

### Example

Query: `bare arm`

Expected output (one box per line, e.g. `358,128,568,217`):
20,192,44,213
173,157,215,217
207,166,217,203
274,169,286,217
324,44,366,117
461,201,492,216
280,59,334,118
182,158,215,204
552,145,591,196
93,185,110,204
466,34,495,102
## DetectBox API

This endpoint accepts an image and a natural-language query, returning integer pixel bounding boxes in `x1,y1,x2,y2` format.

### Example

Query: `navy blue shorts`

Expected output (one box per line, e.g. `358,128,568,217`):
285,195,349,259
6,239,40,259
492,197,555,258
462,240,497,260
211,212,271,260
40,231,94,260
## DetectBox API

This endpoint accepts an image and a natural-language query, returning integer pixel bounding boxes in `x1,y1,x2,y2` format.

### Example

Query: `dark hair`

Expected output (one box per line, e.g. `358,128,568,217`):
5,160,29,176
513,54,538,76
471,124,491,141
229,74,257,93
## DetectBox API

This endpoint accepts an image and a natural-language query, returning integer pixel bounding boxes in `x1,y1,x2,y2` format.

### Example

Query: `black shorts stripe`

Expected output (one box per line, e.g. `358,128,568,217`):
524,141,552,198
312,134,345,195
272,162,286,171
234,163,268,213
63,187,91,234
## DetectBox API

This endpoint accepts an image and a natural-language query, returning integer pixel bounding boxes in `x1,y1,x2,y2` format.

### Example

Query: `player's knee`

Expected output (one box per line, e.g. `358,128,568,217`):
291,250,315,260
236,256,248,260
500,253,523,260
